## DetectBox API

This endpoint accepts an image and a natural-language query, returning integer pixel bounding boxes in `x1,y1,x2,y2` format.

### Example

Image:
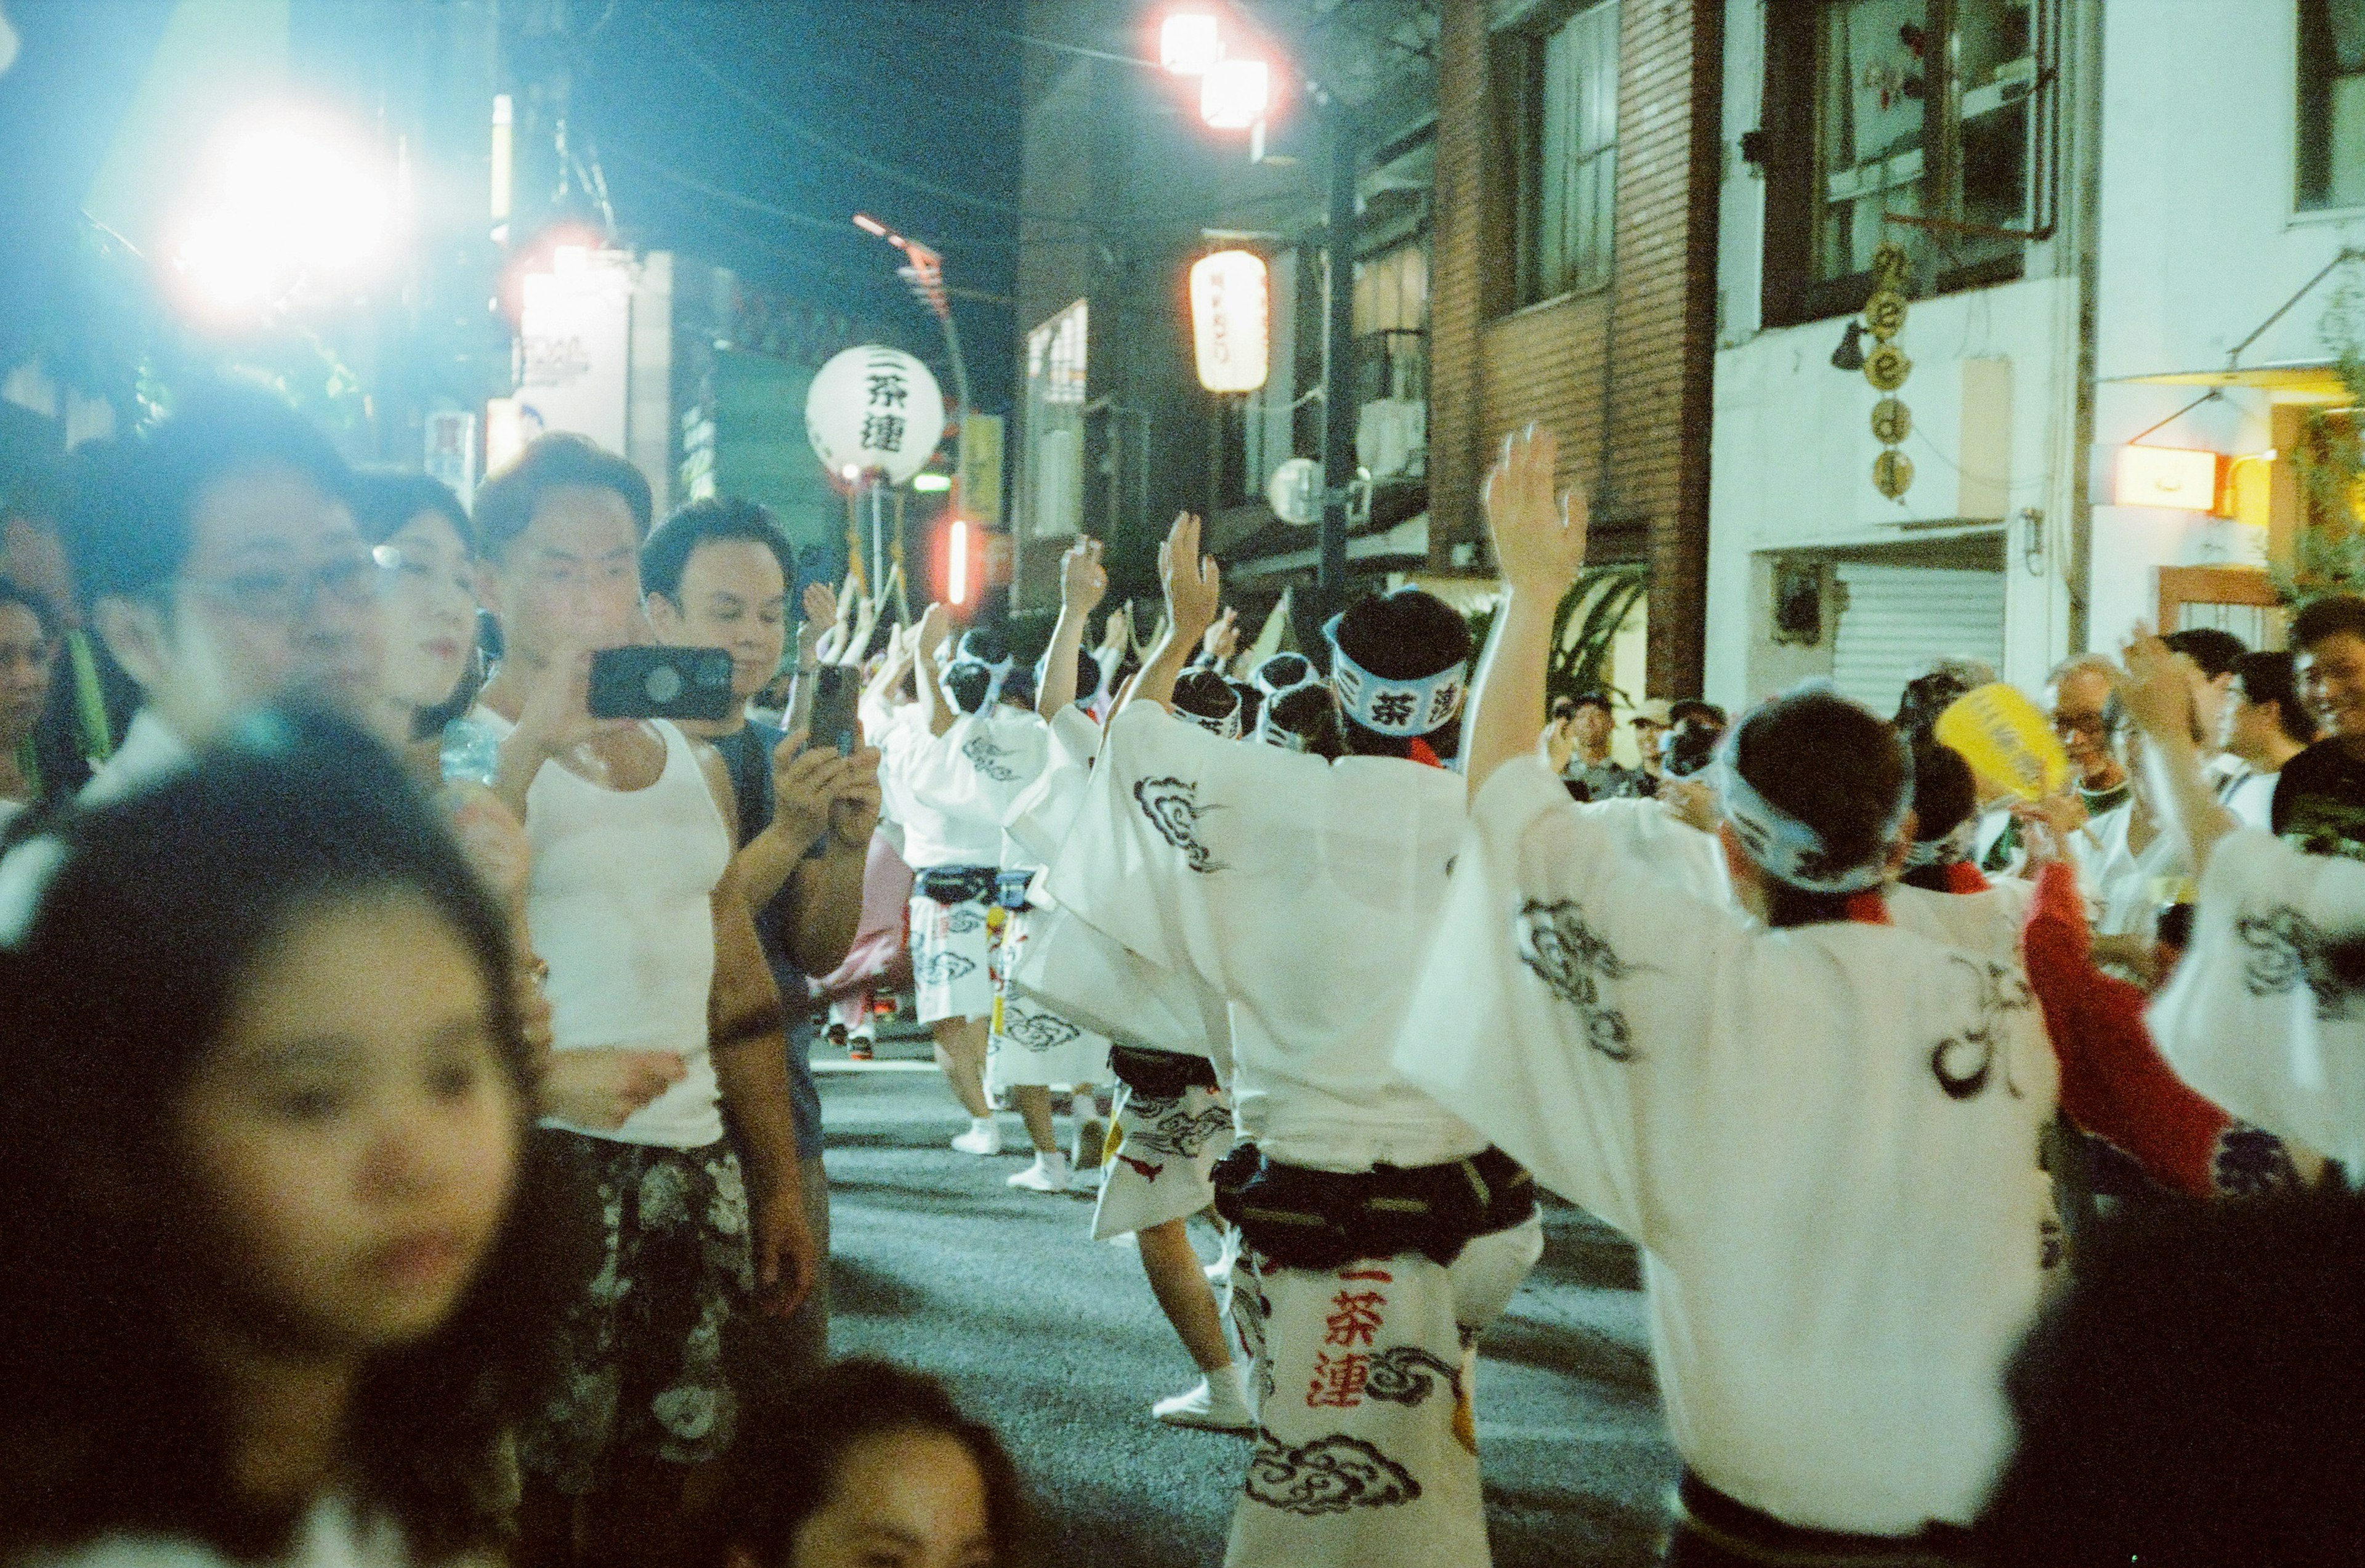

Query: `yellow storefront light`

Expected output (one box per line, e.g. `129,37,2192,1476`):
2114,445,2229,515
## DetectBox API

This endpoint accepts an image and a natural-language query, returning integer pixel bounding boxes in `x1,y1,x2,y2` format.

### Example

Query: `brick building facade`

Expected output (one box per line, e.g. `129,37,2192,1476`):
1426,0,1721,695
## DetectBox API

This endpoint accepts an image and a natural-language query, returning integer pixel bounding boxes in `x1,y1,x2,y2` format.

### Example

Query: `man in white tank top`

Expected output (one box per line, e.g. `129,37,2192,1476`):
467,436,814,1568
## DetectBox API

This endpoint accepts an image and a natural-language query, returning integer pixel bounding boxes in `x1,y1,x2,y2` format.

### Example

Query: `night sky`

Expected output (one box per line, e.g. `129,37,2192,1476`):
576,0,1025,409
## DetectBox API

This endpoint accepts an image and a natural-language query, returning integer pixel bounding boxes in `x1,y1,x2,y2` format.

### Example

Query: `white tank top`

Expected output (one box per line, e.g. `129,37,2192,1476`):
473,709,732,1147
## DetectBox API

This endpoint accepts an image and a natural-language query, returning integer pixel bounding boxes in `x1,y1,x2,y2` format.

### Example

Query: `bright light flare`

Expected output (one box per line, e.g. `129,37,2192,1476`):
948,519,971,607
913,472,953,493
1162,13,1223,75
1200,57,1270,131
168,105,395,323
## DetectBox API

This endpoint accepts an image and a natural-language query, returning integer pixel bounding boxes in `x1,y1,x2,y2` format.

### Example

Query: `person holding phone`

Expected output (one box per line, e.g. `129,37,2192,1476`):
467,437,817,1568
641,496,883,1376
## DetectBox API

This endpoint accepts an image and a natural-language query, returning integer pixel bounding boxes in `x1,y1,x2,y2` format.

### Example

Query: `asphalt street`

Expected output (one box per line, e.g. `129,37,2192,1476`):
810,1035,1680,1566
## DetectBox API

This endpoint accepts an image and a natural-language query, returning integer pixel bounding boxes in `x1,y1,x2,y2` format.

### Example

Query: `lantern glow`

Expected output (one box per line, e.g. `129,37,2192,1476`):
1200,57,1270,130
1189,249,1270,394
1161,13,1223,75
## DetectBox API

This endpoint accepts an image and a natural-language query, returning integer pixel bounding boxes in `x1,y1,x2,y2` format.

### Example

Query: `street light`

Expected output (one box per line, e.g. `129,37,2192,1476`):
168,105,394,324
1200,58,1271,131
1160,13,1223,75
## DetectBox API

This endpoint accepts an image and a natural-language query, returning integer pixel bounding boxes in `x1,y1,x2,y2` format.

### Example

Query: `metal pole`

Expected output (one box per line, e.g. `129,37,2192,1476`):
1319,107,1358,621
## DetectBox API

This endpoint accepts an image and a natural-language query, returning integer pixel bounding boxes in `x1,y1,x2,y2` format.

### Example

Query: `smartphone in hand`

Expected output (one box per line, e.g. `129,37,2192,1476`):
588,647,737,721
804,666,862,756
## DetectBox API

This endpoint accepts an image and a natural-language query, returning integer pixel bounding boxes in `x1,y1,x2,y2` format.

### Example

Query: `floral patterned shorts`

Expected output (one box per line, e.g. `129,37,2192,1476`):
519,1133,757,1493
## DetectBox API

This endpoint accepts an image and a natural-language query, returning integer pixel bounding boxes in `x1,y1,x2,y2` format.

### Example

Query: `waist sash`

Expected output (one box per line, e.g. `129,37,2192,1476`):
1213,1141,1535,1272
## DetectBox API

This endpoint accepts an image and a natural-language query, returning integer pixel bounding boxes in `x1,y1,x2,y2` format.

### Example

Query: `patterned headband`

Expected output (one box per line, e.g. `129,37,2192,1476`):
1712,727,1914,895
1322,615,1467,738
945,655,1014,713
1251,657,1324,751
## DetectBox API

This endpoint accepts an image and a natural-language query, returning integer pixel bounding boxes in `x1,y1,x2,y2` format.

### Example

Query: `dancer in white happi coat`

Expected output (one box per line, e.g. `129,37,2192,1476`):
1003,538,1253,1428
2122,631,2365,1169
1394,428,2059,1568
878,604,1049,1155
1046,514,1542,1568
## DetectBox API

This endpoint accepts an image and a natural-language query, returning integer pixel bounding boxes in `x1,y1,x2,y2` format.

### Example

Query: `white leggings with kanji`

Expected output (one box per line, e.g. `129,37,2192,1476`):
1223,1214,1545,1568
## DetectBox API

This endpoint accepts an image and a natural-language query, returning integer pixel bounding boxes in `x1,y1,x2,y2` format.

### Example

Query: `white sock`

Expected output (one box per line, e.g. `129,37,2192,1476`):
969,1116,995,1138
1037,1149,1070,1173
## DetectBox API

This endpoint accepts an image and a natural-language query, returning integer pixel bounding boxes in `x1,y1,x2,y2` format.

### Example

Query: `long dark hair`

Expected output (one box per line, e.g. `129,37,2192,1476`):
710,1359,1032,1567
0,706,573,1562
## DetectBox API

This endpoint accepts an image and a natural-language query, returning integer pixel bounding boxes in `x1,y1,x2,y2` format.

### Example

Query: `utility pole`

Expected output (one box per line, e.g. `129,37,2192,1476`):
1318,102,1357,621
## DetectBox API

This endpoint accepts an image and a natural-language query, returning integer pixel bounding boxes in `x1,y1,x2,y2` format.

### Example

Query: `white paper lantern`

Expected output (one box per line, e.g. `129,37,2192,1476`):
805,346,948,487
1189,250,1269,394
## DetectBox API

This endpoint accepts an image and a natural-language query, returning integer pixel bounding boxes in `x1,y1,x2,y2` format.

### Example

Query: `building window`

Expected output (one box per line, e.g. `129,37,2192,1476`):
1763,0,2036,328
2299,0,2365,212
1497,1,1620,305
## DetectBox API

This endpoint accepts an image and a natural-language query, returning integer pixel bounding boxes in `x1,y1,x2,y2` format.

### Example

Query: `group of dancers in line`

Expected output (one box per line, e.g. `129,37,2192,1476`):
858,421,2365,1568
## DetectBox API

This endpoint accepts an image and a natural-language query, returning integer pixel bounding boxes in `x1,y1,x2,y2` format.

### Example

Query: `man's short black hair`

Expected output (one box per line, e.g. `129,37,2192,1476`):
2290,594,2365,655
472,435,652,560
65,386,351,607
1567,690,1614,718
2234,649,2318,746
2162,626,2248,681
640,497,794,603
1668,698,1726,729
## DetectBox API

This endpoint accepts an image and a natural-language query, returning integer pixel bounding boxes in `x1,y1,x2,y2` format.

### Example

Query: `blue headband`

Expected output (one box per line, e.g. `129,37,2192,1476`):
1712,726,1913,895
1322,616,1468,738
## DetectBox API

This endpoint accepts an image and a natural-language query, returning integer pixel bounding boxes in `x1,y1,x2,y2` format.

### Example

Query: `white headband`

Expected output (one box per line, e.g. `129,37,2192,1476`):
1251,656,1323,751
1712,725,1913,895
1323,617,1467,738
945,655,1014,713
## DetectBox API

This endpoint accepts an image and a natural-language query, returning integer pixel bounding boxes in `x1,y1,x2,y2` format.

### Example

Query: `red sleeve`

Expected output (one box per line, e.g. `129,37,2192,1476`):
2021,862,2230,1199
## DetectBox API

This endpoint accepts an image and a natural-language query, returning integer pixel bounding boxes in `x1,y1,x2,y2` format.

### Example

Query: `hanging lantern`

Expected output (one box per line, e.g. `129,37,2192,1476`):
1189,249,1270,395
804,345,948,487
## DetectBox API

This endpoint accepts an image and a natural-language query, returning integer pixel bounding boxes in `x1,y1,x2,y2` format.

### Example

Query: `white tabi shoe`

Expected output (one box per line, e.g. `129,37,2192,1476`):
951,1118,1004,1156
1008,1150,1072,1192
1152,1367,1257,1433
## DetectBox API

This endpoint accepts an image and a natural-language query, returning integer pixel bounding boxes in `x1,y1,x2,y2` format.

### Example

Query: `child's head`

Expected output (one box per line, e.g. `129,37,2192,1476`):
1719,686,1911,925
0,706,563,1557
1325,589,1472,759
718,1360,1027,1568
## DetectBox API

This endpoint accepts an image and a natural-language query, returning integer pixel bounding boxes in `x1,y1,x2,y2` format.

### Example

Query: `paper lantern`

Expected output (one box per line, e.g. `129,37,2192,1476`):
1189,250,1270,395
805,346,948,487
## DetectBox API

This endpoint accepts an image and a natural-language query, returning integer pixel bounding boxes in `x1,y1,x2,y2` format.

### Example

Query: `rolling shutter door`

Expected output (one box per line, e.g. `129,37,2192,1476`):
1830,564,2007,717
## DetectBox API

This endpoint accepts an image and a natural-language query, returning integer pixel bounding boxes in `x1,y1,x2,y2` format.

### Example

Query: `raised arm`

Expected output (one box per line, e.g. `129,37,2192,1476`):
1038,536,1107,718
913,600,956,738
2122,632,2239,879
1468,425,1589,796
1118,514,1219,716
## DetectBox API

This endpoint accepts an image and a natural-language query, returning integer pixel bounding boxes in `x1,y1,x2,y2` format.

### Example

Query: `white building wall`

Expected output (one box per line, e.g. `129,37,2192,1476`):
1704,2,2085,713
2089,0,2365,645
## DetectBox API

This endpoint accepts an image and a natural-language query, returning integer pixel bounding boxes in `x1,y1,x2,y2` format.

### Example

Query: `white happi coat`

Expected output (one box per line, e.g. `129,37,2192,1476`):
1046,702,1485,1173
1394,758,2059,1536
1885,875,2034,966
878,704,1048,872
2148,828,2365,1170
984,705,1110,1091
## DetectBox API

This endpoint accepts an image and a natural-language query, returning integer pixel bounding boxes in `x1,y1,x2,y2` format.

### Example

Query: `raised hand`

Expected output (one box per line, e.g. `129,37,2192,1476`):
1097,602,1132,659
1481,424,1588,597
1202,606,1239,665
1157,513,1221,642
2117,634,2191,743
1061,536,1108,613
916,600,953,664
798,581,839,661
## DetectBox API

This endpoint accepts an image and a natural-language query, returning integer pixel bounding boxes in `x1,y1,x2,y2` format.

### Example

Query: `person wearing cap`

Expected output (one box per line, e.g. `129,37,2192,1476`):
878,603,1052,1158
1043,512,1542,1568
1395,426,2060,1566
1557,690,1650,802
